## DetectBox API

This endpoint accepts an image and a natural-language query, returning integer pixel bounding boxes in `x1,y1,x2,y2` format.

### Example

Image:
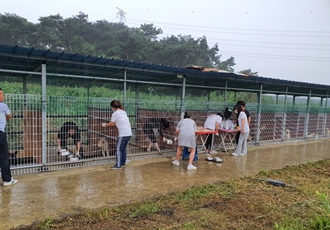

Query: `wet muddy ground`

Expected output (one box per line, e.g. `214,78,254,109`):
1,139,329,230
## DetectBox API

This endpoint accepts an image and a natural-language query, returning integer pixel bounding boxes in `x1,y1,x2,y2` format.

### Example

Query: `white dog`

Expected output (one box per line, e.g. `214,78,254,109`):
284,129,291,140
307,133,316,138
248,125,266,141
97,137,109,157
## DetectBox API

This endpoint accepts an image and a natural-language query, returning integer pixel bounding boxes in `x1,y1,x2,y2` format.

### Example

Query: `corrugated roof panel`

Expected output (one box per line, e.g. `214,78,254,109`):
0,44,329,97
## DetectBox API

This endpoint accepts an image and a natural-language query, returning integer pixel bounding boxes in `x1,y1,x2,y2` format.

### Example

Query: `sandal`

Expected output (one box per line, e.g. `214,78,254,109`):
206,156,214,161
213,157,223,163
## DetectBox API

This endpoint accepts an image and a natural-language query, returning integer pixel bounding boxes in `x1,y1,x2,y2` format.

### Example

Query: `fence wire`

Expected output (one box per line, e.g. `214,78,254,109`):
3,94,330,174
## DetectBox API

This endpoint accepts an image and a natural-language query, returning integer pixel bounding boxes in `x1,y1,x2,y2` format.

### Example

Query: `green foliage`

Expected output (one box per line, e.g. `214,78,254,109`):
0,12,236,71
130,203,159,218
36,218,53,229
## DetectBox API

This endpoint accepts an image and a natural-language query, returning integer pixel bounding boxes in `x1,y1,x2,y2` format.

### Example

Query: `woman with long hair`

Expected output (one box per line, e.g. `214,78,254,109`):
232,104,250,156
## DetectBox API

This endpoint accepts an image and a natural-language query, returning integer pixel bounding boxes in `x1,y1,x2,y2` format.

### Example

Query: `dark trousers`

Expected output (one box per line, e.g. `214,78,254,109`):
0,132,12,182
236,132,240,145
206,134,214,150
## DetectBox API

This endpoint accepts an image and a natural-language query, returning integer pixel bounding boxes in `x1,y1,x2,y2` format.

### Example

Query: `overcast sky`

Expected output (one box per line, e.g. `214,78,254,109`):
1,0,330,85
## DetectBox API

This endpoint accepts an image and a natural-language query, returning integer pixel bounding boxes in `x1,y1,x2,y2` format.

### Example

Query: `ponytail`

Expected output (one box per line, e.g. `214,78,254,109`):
110,100,123,109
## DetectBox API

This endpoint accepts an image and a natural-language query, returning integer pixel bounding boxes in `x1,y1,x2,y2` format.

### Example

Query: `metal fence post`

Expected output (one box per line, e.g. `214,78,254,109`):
256,84,263,144
123,69,127,108
304,90,311,138
323,91,329,136
180,76,186,119
41,63,47,164
282,87,288,140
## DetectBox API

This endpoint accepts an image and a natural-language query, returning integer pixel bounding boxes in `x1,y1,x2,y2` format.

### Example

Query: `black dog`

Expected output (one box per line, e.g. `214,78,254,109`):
9,151,34,166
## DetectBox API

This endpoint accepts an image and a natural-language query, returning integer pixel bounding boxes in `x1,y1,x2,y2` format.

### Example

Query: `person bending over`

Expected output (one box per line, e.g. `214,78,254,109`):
143,118,170,153
203,113,222,154
57,121,82,158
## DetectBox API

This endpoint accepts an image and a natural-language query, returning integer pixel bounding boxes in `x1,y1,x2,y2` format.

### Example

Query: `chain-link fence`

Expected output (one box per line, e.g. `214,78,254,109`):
4,93,330,175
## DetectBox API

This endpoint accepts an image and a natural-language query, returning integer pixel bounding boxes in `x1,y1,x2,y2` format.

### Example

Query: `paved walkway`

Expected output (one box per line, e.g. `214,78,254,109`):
1,139,330,230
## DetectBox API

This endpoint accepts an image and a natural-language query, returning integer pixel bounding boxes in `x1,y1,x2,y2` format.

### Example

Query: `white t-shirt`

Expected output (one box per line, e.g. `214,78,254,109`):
204,114,222,130
111,109,132,137
238,111,250,133
0,102,10,132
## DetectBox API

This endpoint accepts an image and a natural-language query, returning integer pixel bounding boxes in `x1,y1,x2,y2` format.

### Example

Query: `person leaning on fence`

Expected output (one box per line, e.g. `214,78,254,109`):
143,117,170,153
234,100,251,145
57,121,82,158
232,104,250,156
203,113,222,154
0,88,18,186
172,112,197,170
102,100,132,170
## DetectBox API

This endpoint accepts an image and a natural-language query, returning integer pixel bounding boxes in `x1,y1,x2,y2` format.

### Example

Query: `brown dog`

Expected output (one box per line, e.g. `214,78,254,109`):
97,137,109,157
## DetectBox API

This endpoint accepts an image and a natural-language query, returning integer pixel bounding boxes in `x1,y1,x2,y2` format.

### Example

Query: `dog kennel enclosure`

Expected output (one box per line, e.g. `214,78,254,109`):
0,44,329,175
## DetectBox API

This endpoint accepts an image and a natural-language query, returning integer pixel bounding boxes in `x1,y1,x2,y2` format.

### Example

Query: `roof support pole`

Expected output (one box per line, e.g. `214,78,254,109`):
304,90,312,138
23,77,27,94
323,91,329,136
256,84,263,145
224,80,228,105
135,84,140,141
123,70,127,106
41,63,47,164
282,87,288,140
23,77,27,106
207,91,210,112
180,76,186,119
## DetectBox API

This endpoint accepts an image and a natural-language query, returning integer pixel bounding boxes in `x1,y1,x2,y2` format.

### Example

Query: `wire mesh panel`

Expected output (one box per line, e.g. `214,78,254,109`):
133,100,179,154
3,91,330,175
6,94,43,167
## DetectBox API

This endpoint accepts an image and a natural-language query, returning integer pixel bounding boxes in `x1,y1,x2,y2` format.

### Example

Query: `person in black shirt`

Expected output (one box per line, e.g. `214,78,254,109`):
143,118,170,153
235,101,251,145
57,121,82,158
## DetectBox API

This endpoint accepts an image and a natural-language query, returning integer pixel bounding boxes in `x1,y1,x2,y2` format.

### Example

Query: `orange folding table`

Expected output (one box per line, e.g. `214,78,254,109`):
195,126,218,153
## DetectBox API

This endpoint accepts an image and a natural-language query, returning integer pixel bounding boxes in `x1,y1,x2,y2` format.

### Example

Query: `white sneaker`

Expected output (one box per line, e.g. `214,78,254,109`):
3,178,18,187
172,160,180,166
187,164,197,170
232,152,241,156
210,150,217,154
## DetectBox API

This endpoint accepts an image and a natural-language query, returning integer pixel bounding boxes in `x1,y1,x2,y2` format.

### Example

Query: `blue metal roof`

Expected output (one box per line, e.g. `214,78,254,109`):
0,44,329,97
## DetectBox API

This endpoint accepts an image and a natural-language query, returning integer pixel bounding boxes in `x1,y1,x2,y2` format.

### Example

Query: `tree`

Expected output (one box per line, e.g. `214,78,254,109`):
0,13,37,47
139,23,163,41
0,12,254,77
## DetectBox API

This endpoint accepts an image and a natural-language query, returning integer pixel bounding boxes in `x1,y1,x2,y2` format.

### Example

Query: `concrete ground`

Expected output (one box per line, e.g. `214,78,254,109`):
1,139,329,230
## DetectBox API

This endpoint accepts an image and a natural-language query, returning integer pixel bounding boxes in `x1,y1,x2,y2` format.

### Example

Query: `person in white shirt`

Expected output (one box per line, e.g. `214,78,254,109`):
172,112,197,170
232,105,250,156
0,88,18,186
102,100,132,170
203,113,222,154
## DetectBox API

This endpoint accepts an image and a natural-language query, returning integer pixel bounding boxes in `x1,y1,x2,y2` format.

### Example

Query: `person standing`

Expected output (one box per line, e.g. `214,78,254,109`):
232,104,250,156
203,113,222,154
143,118,170,153
57,121,82,158
235,100,251,145
102,100,132,170
0,88,18,186
172,112,197,170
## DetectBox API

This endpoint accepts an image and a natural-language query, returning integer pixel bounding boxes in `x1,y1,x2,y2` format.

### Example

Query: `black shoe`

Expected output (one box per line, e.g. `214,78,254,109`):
111,166,122,170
